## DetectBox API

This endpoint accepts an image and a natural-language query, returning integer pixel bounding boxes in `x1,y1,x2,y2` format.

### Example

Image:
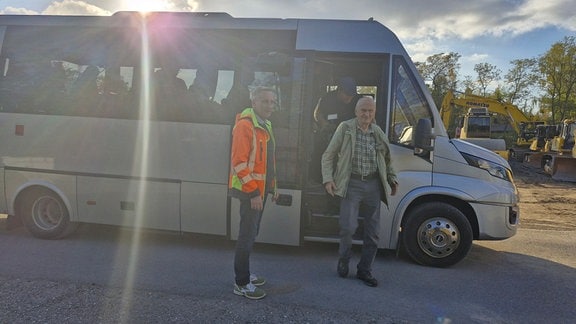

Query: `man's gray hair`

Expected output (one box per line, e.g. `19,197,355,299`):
355,95,376,111
250,86,277,101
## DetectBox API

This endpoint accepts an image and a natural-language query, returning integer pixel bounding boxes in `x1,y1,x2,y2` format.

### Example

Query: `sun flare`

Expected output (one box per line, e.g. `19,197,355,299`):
121,0,172,12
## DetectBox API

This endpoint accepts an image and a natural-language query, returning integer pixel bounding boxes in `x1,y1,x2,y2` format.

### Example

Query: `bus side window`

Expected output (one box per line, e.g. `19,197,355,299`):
100,66,133,119
70,65,100,115
222,70,253,120
1,59,62,114
35,60,68,115
0,58,14,111
188,66,222,123
389,56,433,146
152,66,189,122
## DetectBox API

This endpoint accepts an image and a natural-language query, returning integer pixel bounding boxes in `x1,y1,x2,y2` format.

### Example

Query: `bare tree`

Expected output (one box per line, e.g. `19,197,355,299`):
474,62,501,96
504,59,539,104
461,75,478,94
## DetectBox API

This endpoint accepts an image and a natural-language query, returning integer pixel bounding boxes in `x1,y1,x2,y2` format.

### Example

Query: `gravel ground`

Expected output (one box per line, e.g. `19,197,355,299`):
0,275,407,323
0,160,574,323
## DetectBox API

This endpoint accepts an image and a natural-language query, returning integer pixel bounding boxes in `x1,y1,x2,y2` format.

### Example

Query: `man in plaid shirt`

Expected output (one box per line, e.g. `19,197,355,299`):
321,96,398,287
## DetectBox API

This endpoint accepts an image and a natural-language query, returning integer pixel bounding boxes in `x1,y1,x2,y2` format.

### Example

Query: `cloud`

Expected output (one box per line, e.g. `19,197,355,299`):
115,0,199,12
0,7,39,15
167,0,199,11
404,38,448,63
384,0,575,41
7,0,574,38
518,0,576,32
465,53,490,64
42,0,111,15
381,0,574,73
3,0,572,68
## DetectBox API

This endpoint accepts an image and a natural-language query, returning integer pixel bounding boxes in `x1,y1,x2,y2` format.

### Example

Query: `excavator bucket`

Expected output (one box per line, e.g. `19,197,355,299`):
523,152,545,169
545,156,576,182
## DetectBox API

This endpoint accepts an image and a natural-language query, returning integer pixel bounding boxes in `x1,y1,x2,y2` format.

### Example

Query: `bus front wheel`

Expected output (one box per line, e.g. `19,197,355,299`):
402,202,473,267
19,187,72,239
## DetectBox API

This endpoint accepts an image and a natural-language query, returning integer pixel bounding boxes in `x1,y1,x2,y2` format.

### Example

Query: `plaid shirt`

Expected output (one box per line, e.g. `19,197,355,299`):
352,124,378,176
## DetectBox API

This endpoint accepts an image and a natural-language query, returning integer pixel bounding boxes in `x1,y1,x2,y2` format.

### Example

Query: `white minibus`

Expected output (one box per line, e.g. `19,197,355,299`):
0,11,518,267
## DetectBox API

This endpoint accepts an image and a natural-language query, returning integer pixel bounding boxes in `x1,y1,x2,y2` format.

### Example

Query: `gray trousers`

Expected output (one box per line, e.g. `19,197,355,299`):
338,177,381,274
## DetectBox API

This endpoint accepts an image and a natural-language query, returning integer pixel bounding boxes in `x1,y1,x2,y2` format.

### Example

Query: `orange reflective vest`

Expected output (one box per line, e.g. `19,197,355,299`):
229,108,276,199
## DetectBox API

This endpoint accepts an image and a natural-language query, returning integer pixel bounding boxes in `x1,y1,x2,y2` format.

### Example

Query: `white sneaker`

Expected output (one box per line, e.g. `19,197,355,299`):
250,274,266,286
233,282,266,300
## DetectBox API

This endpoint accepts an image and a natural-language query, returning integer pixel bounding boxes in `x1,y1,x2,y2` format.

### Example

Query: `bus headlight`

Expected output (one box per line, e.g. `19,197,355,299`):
461,153,513,182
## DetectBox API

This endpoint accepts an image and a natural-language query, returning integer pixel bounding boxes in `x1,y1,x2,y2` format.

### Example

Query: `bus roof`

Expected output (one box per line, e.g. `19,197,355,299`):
0,12,408,55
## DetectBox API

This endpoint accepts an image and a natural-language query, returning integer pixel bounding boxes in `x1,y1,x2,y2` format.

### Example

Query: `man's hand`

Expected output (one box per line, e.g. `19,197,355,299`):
250,195,264,211
324,181,337,197
390,182,398,196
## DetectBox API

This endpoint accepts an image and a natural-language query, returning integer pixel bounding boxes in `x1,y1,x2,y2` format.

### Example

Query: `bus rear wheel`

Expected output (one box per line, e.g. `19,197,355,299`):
19,187,72,239
402,202,472,267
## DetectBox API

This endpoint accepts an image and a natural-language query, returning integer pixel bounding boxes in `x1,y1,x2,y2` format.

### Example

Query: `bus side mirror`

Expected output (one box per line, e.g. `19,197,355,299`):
414,118,433,157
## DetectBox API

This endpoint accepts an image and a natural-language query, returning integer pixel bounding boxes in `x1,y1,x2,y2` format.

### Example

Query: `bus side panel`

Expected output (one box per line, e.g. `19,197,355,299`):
77,176,180,231
5,170,77,220
230,189,301,246
383,145,433,249
0,168,6,214
150,122,231,183
0,114,231,185
180,182,227,236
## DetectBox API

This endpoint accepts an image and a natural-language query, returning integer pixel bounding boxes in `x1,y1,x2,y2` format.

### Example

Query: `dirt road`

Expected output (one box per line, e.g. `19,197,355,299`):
472,160,576,269
510,160,576,231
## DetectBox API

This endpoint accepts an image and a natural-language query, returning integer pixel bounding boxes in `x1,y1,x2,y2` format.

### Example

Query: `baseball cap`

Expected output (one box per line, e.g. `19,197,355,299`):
337,77,357,96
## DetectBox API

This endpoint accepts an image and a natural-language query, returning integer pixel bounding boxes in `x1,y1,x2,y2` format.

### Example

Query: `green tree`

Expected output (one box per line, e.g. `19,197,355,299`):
415,52,460,109
538,36,576,123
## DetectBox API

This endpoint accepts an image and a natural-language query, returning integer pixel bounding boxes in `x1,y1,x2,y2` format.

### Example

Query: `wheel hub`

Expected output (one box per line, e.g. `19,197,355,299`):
417,218,460,258
32,195,64,230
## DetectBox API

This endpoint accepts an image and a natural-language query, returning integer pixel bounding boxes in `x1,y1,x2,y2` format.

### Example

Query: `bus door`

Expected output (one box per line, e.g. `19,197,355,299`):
301,56,386,242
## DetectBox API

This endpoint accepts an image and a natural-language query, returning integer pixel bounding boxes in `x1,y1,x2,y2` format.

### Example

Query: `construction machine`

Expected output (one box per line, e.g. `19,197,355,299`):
543,120,576,181
458,106,509,158
528,124,558,152
440,91,543,160
524,120,576,181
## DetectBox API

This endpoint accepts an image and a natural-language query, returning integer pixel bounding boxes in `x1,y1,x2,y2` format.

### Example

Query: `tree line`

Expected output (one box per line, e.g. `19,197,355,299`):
415,36,576,124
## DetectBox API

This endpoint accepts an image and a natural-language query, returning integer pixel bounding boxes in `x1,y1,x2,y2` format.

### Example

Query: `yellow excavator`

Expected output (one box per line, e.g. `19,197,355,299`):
440,91,543,161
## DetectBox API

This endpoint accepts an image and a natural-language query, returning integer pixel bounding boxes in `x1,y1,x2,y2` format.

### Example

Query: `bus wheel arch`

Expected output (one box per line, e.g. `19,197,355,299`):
401,200,474,267
15,186,75,239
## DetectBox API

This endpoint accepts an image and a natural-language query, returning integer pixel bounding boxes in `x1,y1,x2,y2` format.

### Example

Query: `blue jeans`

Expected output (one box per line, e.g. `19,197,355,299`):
234,196,266,286
339,177,381,274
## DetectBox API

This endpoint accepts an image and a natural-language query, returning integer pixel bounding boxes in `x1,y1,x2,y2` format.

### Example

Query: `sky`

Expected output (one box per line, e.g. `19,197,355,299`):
1,0,575,86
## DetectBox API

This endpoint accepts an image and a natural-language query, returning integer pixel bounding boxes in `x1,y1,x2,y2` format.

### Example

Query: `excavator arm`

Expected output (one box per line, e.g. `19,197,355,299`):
439,90,454,128
441,91,542,142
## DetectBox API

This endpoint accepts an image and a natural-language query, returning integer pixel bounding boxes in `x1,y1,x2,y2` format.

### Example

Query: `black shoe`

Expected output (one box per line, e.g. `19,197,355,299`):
356,272,378,287
337,258,349,278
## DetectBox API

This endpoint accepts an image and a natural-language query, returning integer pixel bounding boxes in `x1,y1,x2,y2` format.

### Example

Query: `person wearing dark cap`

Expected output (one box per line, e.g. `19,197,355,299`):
313,77,360,129
311,77,361,183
